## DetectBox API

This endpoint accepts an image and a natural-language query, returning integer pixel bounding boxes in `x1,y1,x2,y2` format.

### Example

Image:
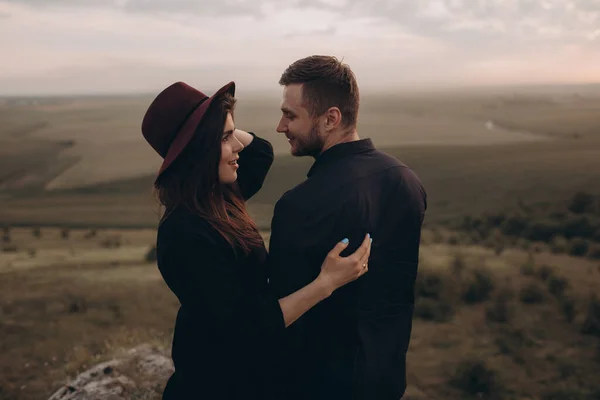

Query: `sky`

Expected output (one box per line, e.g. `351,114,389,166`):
0,0,599,95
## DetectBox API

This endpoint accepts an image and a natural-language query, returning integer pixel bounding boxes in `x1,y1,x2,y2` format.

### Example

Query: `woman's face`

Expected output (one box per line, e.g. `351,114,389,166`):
219,112,244,184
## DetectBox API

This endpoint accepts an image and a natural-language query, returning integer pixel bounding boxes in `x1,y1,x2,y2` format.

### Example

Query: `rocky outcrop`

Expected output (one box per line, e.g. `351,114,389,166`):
48,345,173,400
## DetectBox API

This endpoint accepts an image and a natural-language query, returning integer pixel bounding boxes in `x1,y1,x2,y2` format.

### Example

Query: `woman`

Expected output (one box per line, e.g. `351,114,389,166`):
141,81,371,399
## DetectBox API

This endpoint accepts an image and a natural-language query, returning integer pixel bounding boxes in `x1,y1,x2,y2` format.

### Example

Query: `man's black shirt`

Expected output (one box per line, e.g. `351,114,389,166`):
268,138,427,400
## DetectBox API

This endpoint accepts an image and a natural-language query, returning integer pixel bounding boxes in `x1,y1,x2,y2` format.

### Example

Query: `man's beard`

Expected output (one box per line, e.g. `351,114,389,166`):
292,120,324,158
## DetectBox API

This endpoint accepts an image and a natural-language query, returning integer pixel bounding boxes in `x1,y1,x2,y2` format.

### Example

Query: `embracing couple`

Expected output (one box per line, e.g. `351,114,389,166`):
141,55,427,400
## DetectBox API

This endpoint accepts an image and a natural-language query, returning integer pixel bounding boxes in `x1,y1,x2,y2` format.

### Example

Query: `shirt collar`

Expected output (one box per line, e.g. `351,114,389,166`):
307,138,374,178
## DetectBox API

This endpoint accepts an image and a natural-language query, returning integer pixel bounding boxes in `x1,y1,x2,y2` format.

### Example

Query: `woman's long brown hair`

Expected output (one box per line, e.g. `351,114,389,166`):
155,93,263,255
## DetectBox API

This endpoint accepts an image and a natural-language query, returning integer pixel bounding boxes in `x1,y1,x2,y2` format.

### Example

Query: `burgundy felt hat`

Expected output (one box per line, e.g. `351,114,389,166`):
142,80,235,184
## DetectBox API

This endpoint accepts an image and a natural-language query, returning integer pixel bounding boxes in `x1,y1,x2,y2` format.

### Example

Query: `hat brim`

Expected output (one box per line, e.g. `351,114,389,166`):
154,81,235,184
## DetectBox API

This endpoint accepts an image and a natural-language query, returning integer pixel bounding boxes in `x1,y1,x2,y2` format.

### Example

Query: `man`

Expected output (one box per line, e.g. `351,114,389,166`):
267,55,427,400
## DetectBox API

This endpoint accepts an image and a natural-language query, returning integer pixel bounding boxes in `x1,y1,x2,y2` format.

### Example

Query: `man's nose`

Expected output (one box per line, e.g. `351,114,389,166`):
276,118,287,133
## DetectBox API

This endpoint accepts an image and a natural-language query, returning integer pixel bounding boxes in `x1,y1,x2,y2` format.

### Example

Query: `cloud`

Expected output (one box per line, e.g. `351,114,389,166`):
1,0,266,17
4,0,599,43
1,0,599,94
283,26,337,39
344,0,600,43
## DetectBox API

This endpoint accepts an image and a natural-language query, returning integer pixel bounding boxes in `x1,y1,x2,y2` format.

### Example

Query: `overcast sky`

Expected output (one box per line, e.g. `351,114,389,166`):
1,0,599,95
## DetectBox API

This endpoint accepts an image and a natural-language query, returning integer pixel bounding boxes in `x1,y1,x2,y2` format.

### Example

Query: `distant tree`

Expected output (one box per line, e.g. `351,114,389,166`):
145,245,157,263
500,213,528,236
2,225,10,243
563,215,595,239
581,295,600,337
569,238,590,257
568,192,596,214
525,219,562,242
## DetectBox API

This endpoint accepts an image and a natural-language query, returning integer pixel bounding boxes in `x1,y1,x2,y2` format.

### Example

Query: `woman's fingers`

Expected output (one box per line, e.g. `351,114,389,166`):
328,238,350,258
350,233,371,262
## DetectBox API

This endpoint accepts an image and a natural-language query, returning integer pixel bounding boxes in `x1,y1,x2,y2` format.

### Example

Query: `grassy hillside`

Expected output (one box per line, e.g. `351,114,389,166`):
1,228,599,399
2,88,600,399
1,135,599,230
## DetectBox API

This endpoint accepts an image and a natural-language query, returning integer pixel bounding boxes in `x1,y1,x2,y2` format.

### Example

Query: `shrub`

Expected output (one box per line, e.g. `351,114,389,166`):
560,296,576,323
581,295,600,337
450,359,497,396
414,297,454,322
525,219,562,242
2,227,10,243
447,235,459,245
414,269,457,322
32,227,41,238
462,268,495,304
2,245,18,252
548,276,569,298
84,229,98,239
416,270,445,300
61,228,70,239
519,283,545,304
564,216,595,239
101,236,122,249
568,191,597,214
469,231,483,245
500,214,528,236
485,213,506,228
145,245,157,263
485,289,513,323
537,264,554,281
569,238,590,257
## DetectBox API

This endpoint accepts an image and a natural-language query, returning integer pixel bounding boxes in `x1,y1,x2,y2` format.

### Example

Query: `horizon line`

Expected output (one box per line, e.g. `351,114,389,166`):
2,81,600,99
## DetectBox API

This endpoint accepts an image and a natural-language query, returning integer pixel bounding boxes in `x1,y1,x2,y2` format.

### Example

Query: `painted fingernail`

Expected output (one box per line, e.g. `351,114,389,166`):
370,238,373,244
342,238,349,244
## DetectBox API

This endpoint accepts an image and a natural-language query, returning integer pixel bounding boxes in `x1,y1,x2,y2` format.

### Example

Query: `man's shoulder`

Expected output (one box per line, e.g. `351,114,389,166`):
273,180,309,211
370,148,408,168
370,148,422,180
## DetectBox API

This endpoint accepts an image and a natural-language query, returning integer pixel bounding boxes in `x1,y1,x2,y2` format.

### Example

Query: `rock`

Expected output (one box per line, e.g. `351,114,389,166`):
48,345,173,400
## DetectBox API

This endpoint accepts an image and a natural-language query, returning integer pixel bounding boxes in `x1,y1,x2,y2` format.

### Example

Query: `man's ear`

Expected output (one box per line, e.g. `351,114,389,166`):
324,107,342,131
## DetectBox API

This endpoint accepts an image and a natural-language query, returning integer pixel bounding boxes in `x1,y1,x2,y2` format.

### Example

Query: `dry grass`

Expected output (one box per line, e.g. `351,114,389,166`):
0,263,176,400
1,231,600,399
405,247,600,399
2,88,600,399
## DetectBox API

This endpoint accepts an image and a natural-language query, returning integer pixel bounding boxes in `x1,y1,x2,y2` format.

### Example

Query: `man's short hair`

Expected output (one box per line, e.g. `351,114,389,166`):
279,55,359,129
